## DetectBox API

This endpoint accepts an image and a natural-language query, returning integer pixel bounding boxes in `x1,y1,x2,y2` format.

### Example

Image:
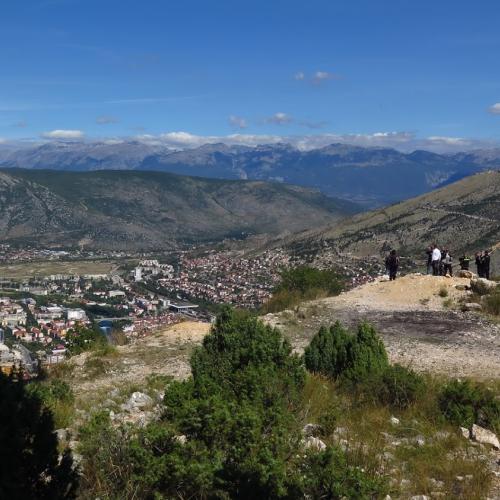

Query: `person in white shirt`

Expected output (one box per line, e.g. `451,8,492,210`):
431,244,441,276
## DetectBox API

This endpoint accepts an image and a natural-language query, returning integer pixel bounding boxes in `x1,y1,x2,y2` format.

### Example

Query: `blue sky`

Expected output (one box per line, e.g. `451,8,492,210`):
1,0,500,151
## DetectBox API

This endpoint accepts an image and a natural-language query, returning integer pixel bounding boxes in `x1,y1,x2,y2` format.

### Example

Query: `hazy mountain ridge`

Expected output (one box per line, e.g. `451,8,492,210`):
0,169,356,250
277,170,500,264
2,142,500,207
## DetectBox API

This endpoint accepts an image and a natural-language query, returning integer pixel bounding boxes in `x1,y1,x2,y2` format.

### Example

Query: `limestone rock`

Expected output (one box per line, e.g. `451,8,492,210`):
303,436,327,451
174,435,187,445
463,302,482,312
457,270,474,279
389,416,400,425
55,428,68,442
471,424,500,449
127,391,153,409
470,278,498,296
460,427,470,439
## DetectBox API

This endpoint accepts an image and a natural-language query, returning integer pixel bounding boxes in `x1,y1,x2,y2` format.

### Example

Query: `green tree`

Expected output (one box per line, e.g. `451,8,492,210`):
78,308,387,499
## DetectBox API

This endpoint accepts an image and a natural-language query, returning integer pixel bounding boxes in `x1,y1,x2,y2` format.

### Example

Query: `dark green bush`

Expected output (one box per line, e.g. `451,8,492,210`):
439,379,500,433
262,266,343,313
304,321,388,382
361,364,425,409
276,266,343,296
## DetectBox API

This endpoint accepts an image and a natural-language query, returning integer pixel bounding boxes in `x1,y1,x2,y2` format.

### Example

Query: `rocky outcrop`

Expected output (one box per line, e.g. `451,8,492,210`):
471,424,500,449
470,278,498,296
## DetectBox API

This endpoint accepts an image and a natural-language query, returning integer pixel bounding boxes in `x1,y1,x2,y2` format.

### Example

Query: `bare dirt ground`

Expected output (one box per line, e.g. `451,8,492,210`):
265,274,500,379
67,321,211,399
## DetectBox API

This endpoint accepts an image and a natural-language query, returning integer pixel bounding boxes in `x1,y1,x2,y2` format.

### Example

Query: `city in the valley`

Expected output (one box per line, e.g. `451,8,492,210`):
0,243,380,377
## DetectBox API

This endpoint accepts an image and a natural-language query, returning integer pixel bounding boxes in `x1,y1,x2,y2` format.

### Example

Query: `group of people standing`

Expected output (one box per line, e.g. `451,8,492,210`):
425,244,491,279
425,245,453,276
474,250,492,280
384,245,492,282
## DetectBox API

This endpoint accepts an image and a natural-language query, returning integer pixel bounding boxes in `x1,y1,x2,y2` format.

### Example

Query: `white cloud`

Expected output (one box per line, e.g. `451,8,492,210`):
488,103,500,114
294,71,305,81
228,115,247,129
96,115,118,125
266,112,293,125
41,129,85,140
130,130,497,153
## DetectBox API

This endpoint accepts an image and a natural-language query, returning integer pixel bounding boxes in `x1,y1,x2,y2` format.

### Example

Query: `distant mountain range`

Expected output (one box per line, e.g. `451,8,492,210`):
1,141,500,207
0,169,356,250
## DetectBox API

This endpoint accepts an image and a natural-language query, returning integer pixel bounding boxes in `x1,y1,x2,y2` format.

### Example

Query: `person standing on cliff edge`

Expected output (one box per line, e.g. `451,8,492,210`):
431,244,441,276
385,249,400,281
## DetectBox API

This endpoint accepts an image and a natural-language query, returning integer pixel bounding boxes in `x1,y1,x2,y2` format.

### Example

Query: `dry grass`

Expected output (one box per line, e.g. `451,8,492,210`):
300,374,494,499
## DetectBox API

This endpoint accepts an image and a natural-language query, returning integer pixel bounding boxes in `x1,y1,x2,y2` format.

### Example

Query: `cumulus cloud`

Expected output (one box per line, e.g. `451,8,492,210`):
488,103,500,114
265,112,293,125
131,130,495,153
41,129,85,140
96,115,119,124
228,115,247,129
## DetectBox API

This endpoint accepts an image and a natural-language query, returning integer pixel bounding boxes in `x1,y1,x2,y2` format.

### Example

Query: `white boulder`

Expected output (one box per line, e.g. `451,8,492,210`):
471,424,500,449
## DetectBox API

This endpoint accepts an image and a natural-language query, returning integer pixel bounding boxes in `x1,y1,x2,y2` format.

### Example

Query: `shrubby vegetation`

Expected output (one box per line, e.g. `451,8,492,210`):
65,324,106,355
27,378,75,428
0,373,78,499
304,321,389,382
77,307,386,499
262,266,343,313
305,322,425,409
483,289,500,316
439,379,500,433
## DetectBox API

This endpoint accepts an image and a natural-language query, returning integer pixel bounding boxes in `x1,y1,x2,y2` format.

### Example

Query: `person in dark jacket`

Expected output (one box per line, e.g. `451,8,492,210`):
385,249,400,281
475,252,484,277
425,246,433,275
459,254,471,270
483,250,491,280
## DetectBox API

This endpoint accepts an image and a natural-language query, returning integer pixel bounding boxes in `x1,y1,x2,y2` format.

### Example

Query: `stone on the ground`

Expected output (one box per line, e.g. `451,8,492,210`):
55,428,68,442
415,435,425,447
174,435,187,445
463,302,482,312
410,496,430,500
303,436,327,451
122,392,153,411
470,278,498,295
389,416,400,425
471,424,500,449
460,427,470,439
457,270,474,279
302,423,322,437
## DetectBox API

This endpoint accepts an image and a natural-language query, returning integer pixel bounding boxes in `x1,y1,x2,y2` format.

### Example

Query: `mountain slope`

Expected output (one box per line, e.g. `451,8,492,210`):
275,170,500,263
2,141,499,207
0,169,357,250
